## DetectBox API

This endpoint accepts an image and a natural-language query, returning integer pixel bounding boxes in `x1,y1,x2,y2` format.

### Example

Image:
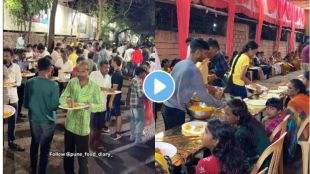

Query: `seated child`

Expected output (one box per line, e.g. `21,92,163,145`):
262,98,287,142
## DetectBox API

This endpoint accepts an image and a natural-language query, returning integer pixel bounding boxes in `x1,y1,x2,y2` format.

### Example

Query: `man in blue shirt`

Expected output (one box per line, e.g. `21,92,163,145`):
207,38,228,87
162,38,224,130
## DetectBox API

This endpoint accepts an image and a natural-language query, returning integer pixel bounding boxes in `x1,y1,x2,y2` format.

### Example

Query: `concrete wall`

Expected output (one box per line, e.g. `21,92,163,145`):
3,32,78,48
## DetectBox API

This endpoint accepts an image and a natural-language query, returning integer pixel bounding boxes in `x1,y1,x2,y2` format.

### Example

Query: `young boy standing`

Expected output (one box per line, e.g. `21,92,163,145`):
129,67,147,143
108,56,124,140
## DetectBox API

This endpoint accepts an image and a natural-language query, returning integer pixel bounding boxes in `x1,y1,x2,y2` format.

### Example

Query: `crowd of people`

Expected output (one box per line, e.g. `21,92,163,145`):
155,37,309,174
3,38,161,174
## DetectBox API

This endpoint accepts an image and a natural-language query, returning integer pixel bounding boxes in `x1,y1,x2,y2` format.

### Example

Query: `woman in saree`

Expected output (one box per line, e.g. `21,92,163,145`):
283,79,309,163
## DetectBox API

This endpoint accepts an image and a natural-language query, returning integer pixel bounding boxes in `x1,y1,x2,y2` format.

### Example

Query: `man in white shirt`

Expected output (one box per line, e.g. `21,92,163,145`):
16,34,25,49
50,47,61,65
3,48,24,151
25,44,34,59
37,43,50,59
123,45,135,77
89,59,113,151
106,46,113,61
150,47,161,71
83,45,89,60
117,44,126,57
55,49,73,92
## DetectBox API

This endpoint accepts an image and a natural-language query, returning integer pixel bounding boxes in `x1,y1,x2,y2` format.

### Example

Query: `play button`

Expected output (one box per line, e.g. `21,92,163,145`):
154,79,166,94
143,71,175,102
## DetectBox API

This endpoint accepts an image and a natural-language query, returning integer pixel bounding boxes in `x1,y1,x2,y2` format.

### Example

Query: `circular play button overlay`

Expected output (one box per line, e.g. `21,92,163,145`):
143,71,175,103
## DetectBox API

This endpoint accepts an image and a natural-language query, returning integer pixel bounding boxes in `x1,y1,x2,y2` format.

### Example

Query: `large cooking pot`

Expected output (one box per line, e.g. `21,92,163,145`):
187,101,215,120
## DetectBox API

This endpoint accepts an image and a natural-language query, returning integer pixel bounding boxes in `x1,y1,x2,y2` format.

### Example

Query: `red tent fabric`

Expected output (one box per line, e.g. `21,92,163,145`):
238,0,248,4
176,0,191,59
174,0,305,59
267,0,278,14
285,1,293,21
226,0,236,58
289,6,296,52
275,0,287,51
255,0,264,47
201,0,228,9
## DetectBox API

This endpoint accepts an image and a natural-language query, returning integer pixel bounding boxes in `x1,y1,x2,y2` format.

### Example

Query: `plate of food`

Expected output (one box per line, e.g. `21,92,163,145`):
245,99,267,106
268,89,285,94
22,72,35,77
27,58,37,62
246,84,268,91
59,103,88,110
155,142,177,158
3,105,15,118
182,121,207,136
49,76,59,81
260,93,280,99
278,86,289,90
104,90,122,95
3,82,16,88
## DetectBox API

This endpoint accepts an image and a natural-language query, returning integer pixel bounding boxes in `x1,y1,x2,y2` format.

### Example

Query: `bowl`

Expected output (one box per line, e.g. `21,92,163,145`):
187,102,215,120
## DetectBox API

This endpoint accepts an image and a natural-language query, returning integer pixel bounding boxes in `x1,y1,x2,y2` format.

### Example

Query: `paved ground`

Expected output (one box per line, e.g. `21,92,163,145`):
155,70,305,174
3,109,155,174
3,71,305,174
3,79,155,174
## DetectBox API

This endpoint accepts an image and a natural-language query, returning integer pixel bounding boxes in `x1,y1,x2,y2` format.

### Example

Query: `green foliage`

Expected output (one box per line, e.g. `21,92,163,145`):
5,0,51,30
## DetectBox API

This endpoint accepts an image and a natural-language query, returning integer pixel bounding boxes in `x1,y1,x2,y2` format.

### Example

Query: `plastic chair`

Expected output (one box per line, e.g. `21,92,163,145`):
268,115,289,174
297,117,310,174
251,132,287,174
269,115,289,142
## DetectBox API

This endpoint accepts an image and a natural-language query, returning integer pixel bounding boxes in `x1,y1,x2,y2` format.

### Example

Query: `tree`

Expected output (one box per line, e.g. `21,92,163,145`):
47,0,58,53
5,0,51,44
69,0,133,40
67,0,154,44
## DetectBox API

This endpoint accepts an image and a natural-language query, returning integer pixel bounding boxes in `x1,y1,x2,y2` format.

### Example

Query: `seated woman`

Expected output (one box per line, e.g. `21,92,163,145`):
269,52,282,76
279,52,291,74
224,99,270,170
290,52,301,71
196,119,248,174
161,58,171,73
258,52,272,79
302,71,309,94
283,79,309,163
262,98,287,142
287,79,309,123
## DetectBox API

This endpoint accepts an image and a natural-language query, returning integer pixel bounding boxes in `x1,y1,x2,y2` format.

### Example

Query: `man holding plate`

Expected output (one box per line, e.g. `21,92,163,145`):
60,61,103,174
24,56,60,174
89,59,114,151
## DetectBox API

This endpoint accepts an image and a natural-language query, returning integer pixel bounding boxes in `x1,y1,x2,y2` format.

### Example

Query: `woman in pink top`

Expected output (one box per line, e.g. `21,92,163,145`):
196,119,248,174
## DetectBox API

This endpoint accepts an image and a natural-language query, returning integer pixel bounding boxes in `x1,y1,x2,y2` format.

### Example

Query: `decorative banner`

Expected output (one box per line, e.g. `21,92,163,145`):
289,6,296,52
267,0,278,14
32,10,49,25
238,0,248,4
226,0,236,59
176,0,191,59
255,0,264,47
276,0,286,51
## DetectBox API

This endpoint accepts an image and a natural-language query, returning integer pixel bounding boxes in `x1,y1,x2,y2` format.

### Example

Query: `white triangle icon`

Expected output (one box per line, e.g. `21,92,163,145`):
154,78,166,95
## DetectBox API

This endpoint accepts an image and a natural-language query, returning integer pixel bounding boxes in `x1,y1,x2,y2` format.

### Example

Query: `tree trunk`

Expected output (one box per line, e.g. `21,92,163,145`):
95,0,104,40
48,0,58,53
70,11,77,43
27,15,33,44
